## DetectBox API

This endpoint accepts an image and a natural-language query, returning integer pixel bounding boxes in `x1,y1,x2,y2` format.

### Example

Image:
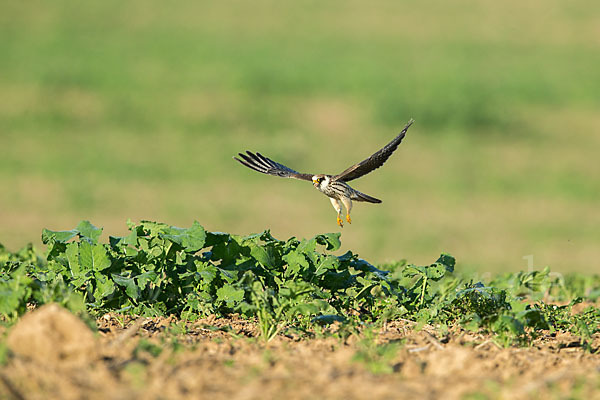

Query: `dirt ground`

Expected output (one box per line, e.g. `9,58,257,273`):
1,304,598,400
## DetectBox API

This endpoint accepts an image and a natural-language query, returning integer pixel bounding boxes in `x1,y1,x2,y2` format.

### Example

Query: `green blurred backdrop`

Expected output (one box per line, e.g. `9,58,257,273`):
1,1,599,273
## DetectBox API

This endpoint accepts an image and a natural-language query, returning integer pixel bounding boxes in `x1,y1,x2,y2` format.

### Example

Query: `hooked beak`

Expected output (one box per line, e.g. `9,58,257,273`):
312,179,319,187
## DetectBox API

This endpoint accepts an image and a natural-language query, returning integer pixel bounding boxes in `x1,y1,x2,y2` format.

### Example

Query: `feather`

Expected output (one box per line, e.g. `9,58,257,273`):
334,119,413,183
233,151,313,181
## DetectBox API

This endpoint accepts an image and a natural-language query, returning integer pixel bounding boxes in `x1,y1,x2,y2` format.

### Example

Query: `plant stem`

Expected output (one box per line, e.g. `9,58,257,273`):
419,276,428,308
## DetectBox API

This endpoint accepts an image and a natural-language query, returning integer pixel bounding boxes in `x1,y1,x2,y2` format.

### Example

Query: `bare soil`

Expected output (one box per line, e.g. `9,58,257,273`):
1,305,598,400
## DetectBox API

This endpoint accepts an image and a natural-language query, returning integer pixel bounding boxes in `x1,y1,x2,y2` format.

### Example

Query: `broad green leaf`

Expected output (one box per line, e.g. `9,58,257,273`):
109,229,138,249
204,231,230,247
351,258,389,280
80,241,111,271
424,263,447,280
321,270,353,291
65,242,81,276
436,253,456,273
401,265,422,278
124,247,138,257
42,228,78,244
242,230,278,244
138,237,150,252
94,272,115,299
297,238,317,254
315,255,340,276
250,244,274,269
112,273,139,300
160,221,206,252
195,261,217,284
403,263,447,281
211,238,246,266
216,267,239,283
139,220,171,237
283,251,309,277
137,271,158,290
175,250,185,265
76,221,103,244
216,284,245,307
315,233,341,251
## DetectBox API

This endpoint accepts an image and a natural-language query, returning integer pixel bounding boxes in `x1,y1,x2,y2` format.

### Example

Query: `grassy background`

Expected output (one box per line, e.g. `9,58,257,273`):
1,0,599,273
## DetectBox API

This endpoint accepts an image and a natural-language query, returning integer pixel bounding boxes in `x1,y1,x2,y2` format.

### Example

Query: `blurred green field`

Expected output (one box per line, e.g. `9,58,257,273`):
1,0,599,273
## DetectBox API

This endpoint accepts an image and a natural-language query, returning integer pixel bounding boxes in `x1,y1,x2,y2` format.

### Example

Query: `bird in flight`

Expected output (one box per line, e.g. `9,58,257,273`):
234,119,414,227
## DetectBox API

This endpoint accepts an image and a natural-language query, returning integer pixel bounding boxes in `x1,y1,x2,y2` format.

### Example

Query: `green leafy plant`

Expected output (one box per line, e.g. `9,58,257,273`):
1,220,598,347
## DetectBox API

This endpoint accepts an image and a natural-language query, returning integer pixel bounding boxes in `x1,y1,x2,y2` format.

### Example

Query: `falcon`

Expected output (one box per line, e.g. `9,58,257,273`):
234,119,414,227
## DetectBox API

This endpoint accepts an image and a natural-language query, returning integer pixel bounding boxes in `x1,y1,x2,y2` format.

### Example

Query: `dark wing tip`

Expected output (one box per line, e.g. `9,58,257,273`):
234,153,250,164
333,119,414,182
234,153,263,172
399,119,414,136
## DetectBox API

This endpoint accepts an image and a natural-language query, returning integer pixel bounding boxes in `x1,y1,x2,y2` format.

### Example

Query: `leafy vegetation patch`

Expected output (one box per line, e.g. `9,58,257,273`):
1,221,599,346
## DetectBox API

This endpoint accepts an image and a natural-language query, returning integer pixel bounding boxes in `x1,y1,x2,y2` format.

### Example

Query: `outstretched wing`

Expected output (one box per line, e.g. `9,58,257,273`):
233,151,313,181
333,119,414,183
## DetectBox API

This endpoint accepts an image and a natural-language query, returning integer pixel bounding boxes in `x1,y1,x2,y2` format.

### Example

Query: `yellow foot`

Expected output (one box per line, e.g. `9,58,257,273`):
346,215,352,224
336,216,344,228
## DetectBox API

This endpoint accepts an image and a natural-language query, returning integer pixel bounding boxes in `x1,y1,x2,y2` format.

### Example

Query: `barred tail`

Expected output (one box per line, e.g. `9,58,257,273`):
352,190,382,203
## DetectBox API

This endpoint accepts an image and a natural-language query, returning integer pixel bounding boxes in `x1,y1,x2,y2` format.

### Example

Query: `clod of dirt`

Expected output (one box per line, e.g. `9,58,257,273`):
6,303,97,366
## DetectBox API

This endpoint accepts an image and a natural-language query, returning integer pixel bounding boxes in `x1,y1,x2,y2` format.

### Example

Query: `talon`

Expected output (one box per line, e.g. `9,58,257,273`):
337,216,344,228
346,215,352,224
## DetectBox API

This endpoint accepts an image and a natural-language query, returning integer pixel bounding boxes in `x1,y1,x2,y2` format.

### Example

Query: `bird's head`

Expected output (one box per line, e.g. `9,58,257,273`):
312,174,327,189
